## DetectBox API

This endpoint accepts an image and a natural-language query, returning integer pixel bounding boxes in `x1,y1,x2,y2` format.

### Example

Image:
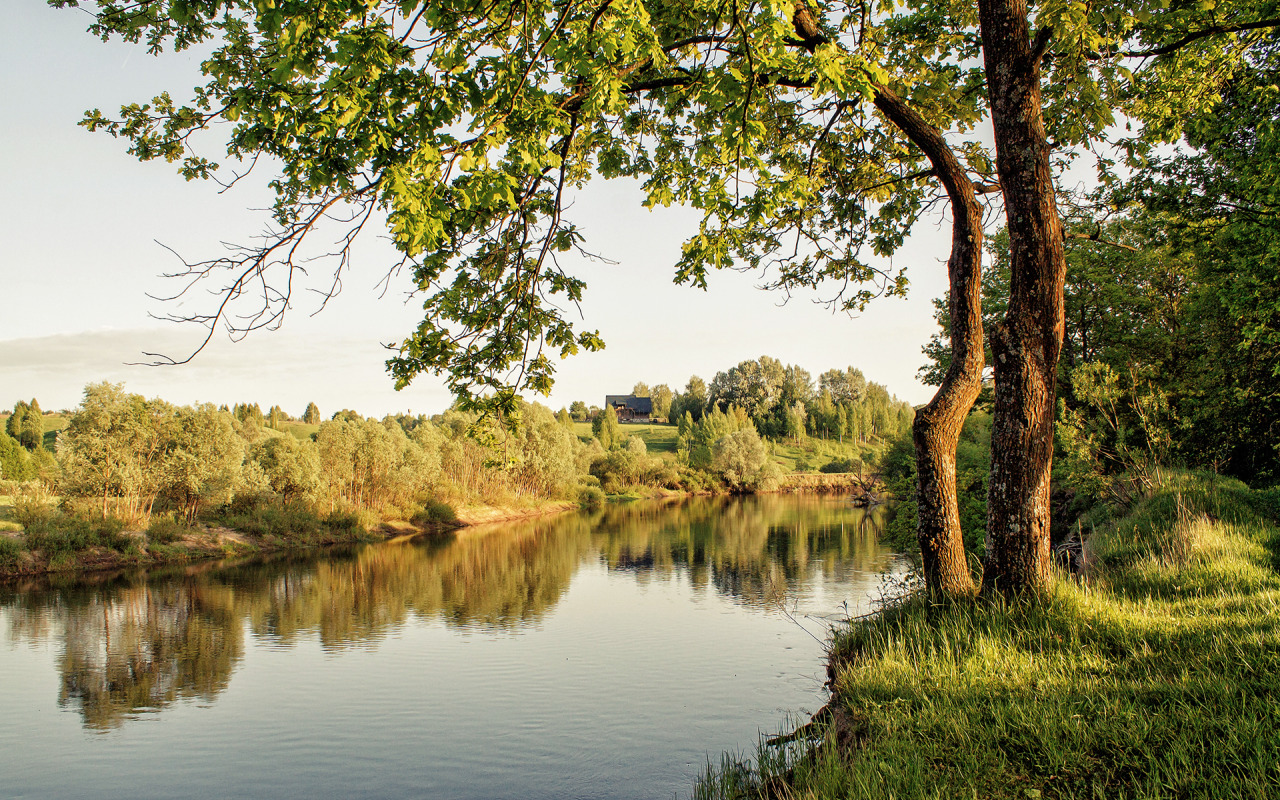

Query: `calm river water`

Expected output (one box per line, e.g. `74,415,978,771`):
0,495,901,800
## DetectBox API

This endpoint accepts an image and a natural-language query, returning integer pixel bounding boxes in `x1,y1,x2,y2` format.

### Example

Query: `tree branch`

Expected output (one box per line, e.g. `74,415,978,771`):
664,34,731,52
1117,18,1280,58
1031,26,1053,66
1065,231,1139,252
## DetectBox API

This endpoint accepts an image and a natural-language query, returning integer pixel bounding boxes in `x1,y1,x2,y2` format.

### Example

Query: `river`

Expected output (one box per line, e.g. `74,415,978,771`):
0,495,902,799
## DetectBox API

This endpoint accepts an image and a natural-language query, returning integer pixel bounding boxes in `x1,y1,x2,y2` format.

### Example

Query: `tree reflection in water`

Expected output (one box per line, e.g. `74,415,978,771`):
1,496,893,730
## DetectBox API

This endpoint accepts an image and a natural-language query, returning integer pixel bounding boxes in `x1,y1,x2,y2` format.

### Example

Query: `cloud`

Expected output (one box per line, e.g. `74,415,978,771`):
0,327,452,417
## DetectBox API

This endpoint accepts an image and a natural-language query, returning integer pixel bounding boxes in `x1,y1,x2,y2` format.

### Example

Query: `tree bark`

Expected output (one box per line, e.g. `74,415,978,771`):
977,0,1066,594
873,85,984,598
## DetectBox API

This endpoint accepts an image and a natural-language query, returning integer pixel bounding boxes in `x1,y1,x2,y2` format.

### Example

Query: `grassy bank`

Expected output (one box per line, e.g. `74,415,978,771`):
571,420,680,454
768,437,883,474
0,493,574,580
698,472,1280,799
0,500,385,579
570,420,881,473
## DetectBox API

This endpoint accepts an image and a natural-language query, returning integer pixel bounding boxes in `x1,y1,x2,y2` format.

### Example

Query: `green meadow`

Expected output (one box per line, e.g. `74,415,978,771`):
571,420,882,475
697,472,1280,800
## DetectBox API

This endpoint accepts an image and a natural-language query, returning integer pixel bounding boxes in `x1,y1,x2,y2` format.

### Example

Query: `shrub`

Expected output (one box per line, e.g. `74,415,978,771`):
325,510,365,536
147,516,193,545
213,495,374,545
578,485,606,509
93,516,129,551
11,482,57,530
56,496,101,520
412,496,458,527
226,491,271,516
353,508,381,532
412,498,458,527
268,505,322,540
23,514,131,558
642,459,682,489
217,501,323,543
0,535,25,568
24,523,73,560
753,460,784,492
820,457,863,474
675,465,715,492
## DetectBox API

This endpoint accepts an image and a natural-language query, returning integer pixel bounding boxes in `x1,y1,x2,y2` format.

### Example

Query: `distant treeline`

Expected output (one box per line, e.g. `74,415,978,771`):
569,357,914,444
2,384,592,528
1,358,914,535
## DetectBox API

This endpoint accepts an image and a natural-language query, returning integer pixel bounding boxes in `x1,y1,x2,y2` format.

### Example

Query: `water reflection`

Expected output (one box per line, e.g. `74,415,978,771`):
2,496,890,731
52,582,242,731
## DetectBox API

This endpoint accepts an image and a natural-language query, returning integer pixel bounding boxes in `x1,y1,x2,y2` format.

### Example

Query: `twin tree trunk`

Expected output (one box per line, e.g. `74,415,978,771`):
788,7,985,596
795,2,1064,597
978,0,1066,594
873,86,985,597
875,0,1069,597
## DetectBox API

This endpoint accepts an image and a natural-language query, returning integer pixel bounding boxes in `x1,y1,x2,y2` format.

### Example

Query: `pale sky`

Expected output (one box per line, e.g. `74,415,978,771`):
1,0,963,418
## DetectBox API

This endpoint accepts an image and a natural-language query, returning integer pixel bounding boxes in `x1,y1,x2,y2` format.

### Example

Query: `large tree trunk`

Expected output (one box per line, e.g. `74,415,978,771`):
977,0,1067,594
791,10,985,597
873,85,984,598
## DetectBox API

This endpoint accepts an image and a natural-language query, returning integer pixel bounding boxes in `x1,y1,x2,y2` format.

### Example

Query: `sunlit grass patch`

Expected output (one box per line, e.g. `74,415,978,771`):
279,421,320,441
697,473,1280,799
0,493,21,533
571,421,680,454
768,438,882,474
0,533,25,567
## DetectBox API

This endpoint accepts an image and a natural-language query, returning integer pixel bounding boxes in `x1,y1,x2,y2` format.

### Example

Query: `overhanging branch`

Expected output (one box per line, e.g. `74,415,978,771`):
1116,18,1280,58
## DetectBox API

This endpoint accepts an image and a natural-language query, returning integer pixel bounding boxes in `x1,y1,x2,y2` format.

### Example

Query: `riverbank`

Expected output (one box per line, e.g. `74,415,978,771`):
0,497,578,582
601,473,883,502
0,475,879,582
698,472,1280,799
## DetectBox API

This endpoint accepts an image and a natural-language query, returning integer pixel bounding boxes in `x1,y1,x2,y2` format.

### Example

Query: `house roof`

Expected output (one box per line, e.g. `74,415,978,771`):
605,395,653,413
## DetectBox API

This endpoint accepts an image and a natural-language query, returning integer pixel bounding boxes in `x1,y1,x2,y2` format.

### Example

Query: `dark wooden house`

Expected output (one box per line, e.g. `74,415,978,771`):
604,394,653,422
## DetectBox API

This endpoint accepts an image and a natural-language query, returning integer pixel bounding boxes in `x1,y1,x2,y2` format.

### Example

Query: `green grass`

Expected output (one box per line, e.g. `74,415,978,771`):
210,499,367,546
0,494,21,533
37,413,69,451
768,437,883,473
697,472,1280,800
279,420,320,441
571,421,680,454
571,421,889,471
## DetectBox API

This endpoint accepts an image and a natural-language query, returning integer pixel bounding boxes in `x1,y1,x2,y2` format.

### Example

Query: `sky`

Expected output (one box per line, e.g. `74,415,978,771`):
1,1,962,418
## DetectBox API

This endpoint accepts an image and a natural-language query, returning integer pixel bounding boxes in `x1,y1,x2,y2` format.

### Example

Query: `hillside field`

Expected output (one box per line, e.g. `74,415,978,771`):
571,420,884,473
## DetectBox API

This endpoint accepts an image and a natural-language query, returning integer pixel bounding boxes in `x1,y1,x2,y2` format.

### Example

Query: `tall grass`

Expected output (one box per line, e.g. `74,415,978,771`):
23,515,134,562
0,534,24,568
210,499,368,546
697,472,1280,799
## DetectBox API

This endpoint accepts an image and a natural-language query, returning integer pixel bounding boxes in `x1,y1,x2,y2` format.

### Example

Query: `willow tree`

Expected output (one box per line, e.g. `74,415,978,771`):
58,0,1279,594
